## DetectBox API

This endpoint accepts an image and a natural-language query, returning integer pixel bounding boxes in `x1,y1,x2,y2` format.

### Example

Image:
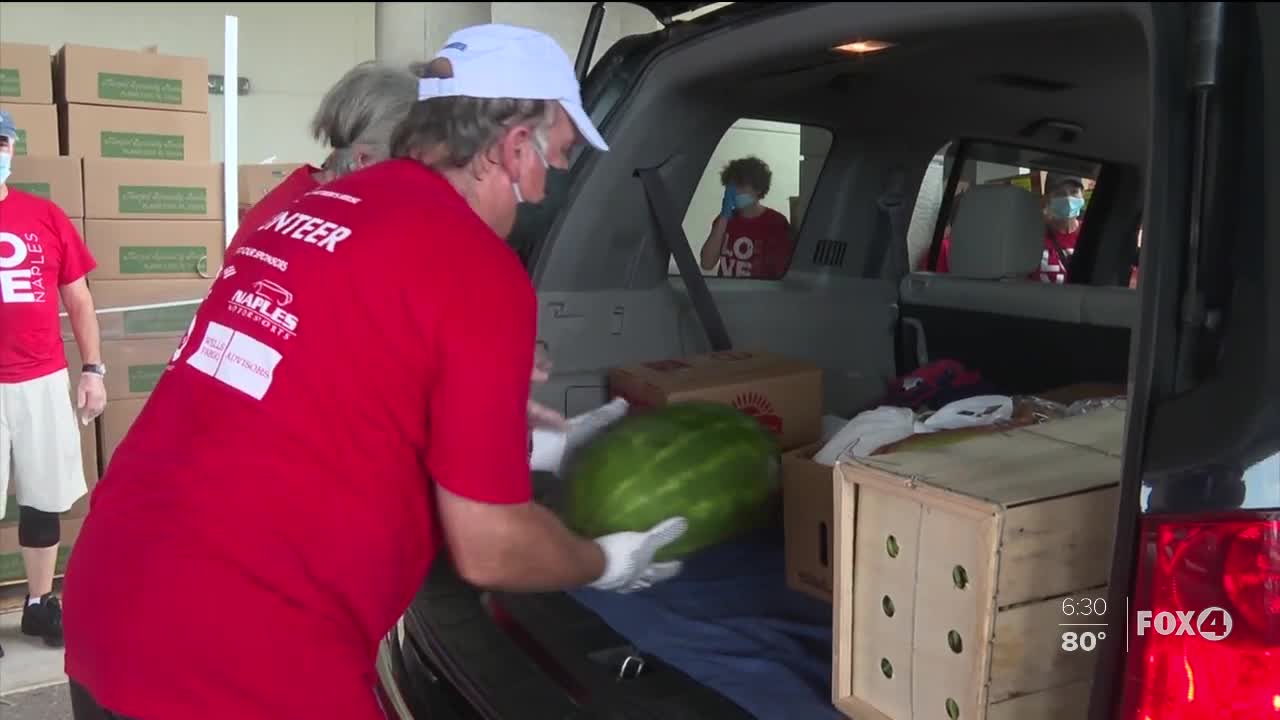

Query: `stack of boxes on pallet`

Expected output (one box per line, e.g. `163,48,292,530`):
56,44,222,469
0,41,221,583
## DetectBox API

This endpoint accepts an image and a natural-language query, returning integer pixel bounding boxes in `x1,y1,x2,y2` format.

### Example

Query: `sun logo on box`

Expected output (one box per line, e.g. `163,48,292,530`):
734,392,783,436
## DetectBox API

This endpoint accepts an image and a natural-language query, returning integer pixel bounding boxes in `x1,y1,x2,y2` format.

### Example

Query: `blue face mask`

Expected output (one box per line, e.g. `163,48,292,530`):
734,192,757,209
0,152,11,186
1049,195,1086,220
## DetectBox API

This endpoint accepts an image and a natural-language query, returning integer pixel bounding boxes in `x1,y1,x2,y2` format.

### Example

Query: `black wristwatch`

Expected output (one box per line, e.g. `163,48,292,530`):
82,363,106,377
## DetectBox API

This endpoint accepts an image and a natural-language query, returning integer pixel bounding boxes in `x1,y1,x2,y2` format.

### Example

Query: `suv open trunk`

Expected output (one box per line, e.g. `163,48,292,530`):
379,3,1278,719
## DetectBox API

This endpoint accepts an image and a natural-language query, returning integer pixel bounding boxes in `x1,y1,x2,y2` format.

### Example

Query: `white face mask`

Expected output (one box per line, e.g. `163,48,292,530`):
511,133,550,204
0,150,11,186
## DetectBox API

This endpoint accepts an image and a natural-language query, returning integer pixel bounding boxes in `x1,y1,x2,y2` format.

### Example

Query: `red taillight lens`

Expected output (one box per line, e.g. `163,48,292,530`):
1122,512,1280,719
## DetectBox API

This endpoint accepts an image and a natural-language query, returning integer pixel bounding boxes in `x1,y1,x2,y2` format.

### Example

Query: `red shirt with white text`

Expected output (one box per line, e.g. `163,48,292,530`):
62,160,538,720
226,165,321,256
713,207,793,279
0,188,96,383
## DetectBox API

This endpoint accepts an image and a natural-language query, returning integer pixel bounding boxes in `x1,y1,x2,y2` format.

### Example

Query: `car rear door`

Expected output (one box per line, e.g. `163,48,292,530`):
1087,3,1280,718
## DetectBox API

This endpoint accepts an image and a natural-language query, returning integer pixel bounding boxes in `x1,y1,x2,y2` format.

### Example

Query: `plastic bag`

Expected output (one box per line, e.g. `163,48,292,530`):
814,406,917,464
917,395,1013,432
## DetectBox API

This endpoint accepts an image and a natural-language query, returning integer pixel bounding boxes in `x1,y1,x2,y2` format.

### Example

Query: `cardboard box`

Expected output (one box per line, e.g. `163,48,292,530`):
782,442,835,602
55,44,208,113
609,351,823,450
0,102,58,156
0,42,54,105
83,158,223,220
6,154,84,217
61,104,211,162
86,219,223,280
99,336,181,401
831,404,1125,720
64,278,212,340
100,396,147,468
239,163,303,209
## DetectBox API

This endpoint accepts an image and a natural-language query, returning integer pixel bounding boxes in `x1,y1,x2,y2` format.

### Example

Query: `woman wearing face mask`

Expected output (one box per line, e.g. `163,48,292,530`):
1036,173,1088,284
699,156,794,279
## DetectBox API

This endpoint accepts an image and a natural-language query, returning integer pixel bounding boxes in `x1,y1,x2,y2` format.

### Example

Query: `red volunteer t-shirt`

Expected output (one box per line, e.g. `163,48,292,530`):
930,225,1081,283
712,208,793,279
226,164,321,256
0,188,96,383
62,160,538,720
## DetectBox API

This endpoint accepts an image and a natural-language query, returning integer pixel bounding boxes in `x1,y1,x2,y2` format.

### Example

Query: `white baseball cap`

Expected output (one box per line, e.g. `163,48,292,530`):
417,24,609,152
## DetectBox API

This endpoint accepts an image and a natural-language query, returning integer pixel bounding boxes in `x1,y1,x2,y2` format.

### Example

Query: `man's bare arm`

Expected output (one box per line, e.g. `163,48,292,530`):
435,485,606,592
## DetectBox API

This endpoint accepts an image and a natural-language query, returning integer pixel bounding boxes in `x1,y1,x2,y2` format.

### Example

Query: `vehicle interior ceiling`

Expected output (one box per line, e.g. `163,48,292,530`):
536,2,1151,421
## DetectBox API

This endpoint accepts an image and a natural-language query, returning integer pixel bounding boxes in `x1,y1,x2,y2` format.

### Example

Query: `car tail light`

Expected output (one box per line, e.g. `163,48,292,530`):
1121,511,1280,719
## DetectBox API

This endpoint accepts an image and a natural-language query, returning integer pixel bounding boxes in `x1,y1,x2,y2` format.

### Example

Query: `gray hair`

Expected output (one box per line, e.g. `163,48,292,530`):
311,61,418,174
390,58,557,169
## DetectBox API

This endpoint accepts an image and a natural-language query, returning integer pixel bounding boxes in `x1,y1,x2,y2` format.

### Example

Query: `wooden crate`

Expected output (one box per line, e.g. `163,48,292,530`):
831,403,1126,720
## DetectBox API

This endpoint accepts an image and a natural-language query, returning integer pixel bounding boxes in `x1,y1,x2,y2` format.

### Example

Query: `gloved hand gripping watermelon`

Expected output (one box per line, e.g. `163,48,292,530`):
560,402,782,562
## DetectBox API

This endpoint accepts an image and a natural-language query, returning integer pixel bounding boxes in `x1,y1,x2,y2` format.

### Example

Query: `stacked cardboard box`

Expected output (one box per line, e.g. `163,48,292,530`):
609,351,824,452
54,43,220,470
0,42,58,158
239,162,303,220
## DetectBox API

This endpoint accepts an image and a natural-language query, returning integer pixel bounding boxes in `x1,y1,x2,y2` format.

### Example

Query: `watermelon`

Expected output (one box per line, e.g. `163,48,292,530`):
560,401,782,561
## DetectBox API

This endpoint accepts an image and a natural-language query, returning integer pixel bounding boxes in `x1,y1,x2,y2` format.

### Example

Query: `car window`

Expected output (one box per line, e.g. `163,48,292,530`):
672,119,832,280
908,142,1128,286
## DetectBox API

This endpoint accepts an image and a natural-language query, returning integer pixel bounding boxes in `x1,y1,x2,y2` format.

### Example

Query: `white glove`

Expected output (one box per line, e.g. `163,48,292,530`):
530,397,630,475
588,517,689,593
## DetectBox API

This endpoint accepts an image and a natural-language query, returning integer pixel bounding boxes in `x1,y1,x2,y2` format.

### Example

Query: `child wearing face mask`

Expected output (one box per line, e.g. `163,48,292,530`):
698,156,793,280
927,173,1090,284
1037,173,1088,284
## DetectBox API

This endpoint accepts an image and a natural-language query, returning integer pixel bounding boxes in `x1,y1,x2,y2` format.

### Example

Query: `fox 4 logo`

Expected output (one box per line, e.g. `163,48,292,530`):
1136,607,1233,641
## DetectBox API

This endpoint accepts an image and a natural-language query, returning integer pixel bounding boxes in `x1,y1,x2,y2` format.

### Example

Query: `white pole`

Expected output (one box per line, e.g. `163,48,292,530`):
223,15,239,247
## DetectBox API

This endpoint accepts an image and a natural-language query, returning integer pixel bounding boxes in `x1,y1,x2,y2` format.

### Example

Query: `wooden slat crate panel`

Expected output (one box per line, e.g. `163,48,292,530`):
912,499,999,719
847,487,922,719
988,592,1104,702
997,487,1119,606
986,680,1093,720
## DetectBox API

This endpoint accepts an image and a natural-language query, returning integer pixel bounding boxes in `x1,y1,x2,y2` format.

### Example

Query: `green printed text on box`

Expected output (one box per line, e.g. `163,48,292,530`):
123,305,197,335
14,128,27,155
119,245,208,274
0,68,20,97
100,131,185,161
11,182,51,199
98,72,183,105
127,364,166,393
118,186,208,215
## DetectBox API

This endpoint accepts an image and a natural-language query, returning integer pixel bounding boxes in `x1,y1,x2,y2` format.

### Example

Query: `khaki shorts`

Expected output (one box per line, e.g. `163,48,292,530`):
0,368,88,517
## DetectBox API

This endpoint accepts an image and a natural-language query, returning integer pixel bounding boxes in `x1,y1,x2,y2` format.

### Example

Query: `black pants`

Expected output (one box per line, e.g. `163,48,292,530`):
69,680,137,720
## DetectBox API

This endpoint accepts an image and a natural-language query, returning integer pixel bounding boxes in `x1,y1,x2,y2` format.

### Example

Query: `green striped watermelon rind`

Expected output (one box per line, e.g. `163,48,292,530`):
560,401,782,562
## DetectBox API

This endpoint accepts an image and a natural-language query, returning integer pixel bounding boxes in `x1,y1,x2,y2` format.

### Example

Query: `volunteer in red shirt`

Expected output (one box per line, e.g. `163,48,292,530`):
62,24,687,720
0,110,106,658
699,156,794,279
228,61,419,256
929,173,1088,283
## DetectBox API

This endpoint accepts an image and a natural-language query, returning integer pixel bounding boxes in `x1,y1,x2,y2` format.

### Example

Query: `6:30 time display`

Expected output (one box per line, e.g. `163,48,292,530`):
1062,597,1108,616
